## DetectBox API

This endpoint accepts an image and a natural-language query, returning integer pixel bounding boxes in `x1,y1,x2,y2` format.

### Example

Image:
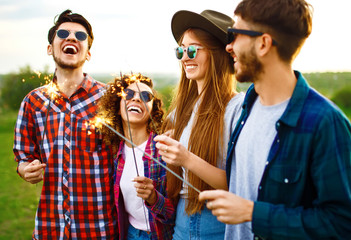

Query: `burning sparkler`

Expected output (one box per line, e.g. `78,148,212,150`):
91,116,201,194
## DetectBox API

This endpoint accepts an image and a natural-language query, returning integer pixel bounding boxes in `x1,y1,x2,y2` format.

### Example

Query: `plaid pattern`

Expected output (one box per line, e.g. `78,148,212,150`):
14,74,118,240
226,71,351,239
114,132,175,240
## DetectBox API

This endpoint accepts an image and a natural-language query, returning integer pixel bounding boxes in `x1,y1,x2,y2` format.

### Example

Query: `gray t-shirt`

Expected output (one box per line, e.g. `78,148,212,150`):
179,92,245,195
225,97,289,240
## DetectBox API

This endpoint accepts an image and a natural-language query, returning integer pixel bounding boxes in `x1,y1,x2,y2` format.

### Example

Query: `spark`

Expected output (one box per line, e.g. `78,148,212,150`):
92,116,201,194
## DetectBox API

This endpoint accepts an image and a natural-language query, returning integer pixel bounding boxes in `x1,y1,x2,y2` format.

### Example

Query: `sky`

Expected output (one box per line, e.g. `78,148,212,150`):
0,0,351,75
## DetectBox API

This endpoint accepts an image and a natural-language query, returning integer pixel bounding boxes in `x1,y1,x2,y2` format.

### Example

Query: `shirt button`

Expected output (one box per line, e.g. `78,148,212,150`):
259,186,262,190
276,122,280,127
241,121,245,125
284,178,289,183
254,237,260,240
277,139,280,143
265,161,269,165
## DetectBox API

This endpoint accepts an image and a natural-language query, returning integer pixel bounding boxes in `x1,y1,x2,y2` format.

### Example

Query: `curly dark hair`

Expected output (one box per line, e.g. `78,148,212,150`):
97,73,164,147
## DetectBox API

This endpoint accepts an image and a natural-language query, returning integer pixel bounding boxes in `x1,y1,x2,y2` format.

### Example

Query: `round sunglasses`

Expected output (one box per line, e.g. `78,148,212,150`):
124,88,154,102
56,29,88,41
175,45,204,60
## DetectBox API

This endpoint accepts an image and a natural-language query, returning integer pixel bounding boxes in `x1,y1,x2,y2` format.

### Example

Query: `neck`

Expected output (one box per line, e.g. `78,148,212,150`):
123,123,149,147
254,62,296,106
55,67,85,98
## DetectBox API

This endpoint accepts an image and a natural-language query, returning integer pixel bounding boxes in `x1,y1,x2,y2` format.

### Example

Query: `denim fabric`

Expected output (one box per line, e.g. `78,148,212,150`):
127,224,151,240
173,198,225,240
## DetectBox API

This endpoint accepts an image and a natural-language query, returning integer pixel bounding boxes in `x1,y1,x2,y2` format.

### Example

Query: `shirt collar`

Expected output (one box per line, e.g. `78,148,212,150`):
243,70,309,127
52,72,94,94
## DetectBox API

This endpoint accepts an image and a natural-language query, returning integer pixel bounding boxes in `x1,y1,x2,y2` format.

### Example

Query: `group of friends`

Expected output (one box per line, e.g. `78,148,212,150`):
13,0,351,239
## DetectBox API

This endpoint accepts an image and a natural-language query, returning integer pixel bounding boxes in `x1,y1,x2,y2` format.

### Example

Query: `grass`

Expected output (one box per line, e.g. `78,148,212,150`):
0,111,42,240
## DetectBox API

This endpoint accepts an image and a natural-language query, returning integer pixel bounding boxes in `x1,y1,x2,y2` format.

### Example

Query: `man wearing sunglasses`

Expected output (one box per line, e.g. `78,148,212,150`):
14,10,118,239
199,0,351,239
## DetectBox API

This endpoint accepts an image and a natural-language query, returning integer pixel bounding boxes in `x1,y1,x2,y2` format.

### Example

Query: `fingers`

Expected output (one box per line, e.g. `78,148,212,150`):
22,160,46,184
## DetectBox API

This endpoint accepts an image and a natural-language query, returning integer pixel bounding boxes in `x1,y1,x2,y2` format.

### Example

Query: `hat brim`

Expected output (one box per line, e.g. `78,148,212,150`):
171,10,229,46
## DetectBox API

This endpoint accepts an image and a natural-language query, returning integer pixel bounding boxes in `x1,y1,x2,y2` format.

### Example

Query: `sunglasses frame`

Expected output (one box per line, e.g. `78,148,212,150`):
227,28,278,46
175,45,204,60
56,29,88,41
124,88,154,103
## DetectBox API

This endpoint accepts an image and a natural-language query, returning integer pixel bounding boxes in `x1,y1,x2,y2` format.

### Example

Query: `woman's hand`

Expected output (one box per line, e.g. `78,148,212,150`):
154,134,191,168
133,176,157,205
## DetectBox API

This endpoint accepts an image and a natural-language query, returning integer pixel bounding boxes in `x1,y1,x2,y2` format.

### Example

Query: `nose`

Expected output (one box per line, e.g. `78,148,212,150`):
226,42,234,53
66,32,78,41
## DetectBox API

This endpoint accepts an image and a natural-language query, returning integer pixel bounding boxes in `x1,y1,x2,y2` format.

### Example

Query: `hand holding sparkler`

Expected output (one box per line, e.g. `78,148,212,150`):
90,116,201,194
133,176,157,205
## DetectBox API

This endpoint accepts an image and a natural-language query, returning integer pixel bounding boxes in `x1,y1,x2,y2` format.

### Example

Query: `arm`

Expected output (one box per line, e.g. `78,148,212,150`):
14,95,46,184
154,135,228,190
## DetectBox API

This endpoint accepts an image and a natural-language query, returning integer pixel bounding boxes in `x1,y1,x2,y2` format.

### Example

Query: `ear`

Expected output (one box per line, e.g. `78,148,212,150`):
256,33,274,57
86,50,91,61
47,44,53,56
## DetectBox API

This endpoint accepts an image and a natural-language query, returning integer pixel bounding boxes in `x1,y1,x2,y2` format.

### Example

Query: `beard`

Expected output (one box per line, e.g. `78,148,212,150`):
235,45,263,83
52,50,86,70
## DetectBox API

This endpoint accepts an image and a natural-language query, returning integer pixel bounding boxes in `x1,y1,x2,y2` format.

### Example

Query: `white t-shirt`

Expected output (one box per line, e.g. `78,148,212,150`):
226,97,289,240
120,140,150,231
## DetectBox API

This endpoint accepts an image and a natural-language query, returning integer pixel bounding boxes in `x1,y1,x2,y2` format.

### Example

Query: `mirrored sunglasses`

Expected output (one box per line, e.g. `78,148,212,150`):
124,88,154,102
175,45,204,60
56,29,88,41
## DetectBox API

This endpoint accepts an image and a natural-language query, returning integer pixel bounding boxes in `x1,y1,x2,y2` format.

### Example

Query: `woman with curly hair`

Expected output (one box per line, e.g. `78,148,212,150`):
97,74,175,240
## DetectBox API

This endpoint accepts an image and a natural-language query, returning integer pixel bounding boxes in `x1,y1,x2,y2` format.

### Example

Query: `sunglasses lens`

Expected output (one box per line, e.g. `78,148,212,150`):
140,91,153,102
187,45,197,59
75,31,88,41
124,89,134,100
175,47,183,60
57,29,69,39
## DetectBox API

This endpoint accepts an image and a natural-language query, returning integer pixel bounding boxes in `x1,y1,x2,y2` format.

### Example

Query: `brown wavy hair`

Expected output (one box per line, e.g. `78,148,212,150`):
163,28,236,214
97,73,164,148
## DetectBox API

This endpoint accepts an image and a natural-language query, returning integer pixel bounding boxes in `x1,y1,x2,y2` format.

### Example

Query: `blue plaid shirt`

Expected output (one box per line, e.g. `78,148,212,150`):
226,71,351,239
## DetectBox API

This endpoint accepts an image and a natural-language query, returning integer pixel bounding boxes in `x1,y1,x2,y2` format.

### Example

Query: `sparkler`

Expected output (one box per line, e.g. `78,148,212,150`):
92,116,201,194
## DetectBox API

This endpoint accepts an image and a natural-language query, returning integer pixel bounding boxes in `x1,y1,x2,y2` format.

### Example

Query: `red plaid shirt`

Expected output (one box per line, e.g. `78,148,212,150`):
13,74,118,240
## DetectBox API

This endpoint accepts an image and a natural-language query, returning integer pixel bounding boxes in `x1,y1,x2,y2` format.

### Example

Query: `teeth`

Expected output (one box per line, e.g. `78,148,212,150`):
63,45,78,54
186,65,196,70
127,106,142,113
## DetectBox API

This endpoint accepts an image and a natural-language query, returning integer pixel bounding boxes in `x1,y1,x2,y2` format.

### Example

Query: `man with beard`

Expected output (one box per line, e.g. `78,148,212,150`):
14,10,118,239
199,0,351,239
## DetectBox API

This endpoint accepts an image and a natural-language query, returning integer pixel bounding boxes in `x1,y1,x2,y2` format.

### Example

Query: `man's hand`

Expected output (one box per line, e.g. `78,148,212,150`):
199,190,254,224
18,160,46,184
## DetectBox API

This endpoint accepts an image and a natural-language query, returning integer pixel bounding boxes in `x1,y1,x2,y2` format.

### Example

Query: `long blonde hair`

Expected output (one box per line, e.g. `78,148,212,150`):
163,28,236,214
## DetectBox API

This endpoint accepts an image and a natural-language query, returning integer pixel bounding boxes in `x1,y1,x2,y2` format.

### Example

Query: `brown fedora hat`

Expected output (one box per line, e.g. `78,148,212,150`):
171,10,234,46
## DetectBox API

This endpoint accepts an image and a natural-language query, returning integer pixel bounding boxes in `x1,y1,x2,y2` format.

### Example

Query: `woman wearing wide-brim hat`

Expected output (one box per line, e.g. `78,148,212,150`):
154,9,244,239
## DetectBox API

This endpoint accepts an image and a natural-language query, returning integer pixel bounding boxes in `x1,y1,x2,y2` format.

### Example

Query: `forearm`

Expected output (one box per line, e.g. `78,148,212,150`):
184,152,228,190
147,190,175,224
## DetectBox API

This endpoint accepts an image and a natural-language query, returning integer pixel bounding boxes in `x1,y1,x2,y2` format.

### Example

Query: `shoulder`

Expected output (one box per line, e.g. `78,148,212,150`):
225,92,245,115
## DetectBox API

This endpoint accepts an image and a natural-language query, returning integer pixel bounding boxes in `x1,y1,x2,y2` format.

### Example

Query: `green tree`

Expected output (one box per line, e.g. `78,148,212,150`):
0,65,51,110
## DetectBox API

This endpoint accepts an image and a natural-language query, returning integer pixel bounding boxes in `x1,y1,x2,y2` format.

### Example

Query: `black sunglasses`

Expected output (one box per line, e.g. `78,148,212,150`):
175,45,204,60
227,28,278,45
124,88,154,102
56,29,88,41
